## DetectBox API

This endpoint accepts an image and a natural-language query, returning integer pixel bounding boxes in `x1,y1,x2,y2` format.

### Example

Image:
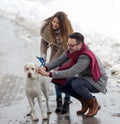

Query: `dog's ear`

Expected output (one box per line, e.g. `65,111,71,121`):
35,64,40,73
24,64,27,72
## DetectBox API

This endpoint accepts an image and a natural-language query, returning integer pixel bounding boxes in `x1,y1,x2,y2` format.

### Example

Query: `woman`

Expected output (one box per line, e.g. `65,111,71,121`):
40,11,73,114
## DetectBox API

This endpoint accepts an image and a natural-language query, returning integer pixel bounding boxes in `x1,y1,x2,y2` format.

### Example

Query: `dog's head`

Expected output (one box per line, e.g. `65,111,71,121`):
24,63,39,79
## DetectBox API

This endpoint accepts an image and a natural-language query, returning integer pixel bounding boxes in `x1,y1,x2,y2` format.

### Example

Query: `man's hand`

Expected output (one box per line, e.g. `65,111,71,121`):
38,67,50,76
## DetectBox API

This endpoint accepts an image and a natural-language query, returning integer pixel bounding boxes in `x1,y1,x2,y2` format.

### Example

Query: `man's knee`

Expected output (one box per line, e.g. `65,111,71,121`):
71,80,81,91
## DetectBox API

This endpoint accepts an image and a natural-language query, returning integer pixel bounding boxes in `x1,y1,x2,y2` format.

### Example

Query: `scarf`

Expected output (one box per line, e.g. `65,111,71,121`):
52,43,101,85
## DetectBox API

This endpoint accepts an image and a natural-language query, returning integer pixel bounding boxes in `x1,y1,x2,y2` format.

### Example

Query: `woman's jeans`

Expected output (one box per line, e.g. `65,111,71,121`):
55,84,70,99
56,77,99,100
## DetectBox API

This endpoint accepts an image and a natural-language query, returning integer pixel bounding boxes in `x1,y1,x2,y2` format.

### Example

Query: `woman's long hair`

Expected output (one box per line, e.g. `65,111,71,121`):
41,11,73,50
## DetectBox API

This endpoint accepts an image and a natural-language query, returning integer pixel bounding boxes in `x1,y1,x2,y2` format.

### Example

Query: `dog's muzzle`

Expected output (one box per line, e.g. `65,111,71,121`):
27,72,32,78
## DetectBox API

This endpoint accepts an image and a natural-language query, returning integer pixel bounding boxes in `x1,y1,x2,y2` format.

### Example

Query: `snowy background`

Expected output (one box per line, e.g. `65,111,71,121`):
0,0,120,83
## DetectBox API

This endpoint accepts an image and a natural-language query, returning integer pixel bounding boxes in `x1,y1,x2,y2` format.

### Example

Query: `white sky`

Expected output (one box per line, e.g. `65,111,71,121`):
0,0,120,81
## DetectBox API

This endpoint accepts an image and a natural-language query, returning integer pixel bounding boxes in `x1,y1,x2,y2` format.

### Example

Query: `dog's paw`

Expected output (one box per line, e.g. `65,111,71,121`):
47,111,52,114
33,117,39,121
26,113,31,116
42,114,48,120
32,114,39,121
42,117,48,120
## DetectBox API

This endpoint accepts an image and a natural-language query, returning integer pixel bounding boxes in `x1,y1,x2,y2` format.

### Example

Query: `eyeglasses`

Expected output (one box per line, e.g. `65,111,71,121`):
67,43,79,47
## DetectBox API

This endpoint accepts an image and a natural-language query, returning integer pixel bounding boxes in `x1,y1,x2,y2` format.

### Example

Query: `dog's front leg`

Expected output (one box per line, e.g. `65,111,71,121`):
42,88,51,114
37,95,48,120
27,98,35,116
27,97,39,121
46,98,51,114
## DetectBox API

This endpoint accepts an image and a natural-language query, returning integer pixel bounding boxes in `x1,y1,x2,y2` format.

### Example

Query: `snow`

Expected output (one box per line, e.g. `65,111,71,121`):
0,0,120,82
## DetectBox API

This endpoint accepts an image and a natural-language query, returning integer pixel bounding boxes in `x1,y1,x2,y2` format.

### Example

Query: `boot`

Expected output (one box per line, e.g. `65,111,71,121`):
55,96,62,113
85,97,101,117
76,98,88,115
61,97,71,114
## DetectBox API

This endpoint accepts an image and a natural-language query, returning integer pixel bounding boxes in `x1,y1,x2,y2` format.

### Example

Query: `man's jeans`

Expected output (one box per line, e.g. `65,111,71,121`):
56,77,99,100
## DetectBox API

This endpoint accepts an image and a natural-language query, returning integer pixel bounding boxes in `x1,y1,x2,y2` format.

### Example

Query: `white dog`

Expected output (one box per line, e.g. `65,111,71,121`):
24,63,51,121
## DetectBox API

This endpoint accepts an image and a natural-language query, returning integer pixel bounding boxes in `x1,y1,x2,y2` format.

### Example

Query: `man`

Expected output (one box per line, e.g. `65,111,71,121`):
38,32,108,117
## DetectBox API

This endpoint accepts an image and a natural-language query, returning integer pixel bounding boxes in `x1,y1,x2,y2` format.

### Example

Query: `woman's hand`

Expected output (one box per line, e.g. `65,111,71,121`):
38,67,50,76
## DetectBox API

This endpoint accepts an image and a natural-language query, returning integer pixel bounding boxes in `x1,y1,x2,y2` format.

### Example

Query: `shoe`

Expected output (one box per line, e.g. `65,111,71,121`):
61,97,72,114
55,96,62,113
76,98,88,115
85,97,101,117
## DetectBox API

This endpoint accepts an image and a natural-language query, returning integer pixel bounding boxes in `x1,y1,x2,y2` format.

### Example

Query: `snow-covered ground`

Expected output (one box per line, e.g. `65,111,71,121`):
0,0,120,83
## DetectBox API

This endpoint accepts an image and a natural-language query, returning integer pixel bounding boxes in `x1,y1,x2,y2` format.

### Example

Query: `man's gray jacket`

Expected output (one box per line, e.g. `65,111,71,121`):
46,50,108,94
